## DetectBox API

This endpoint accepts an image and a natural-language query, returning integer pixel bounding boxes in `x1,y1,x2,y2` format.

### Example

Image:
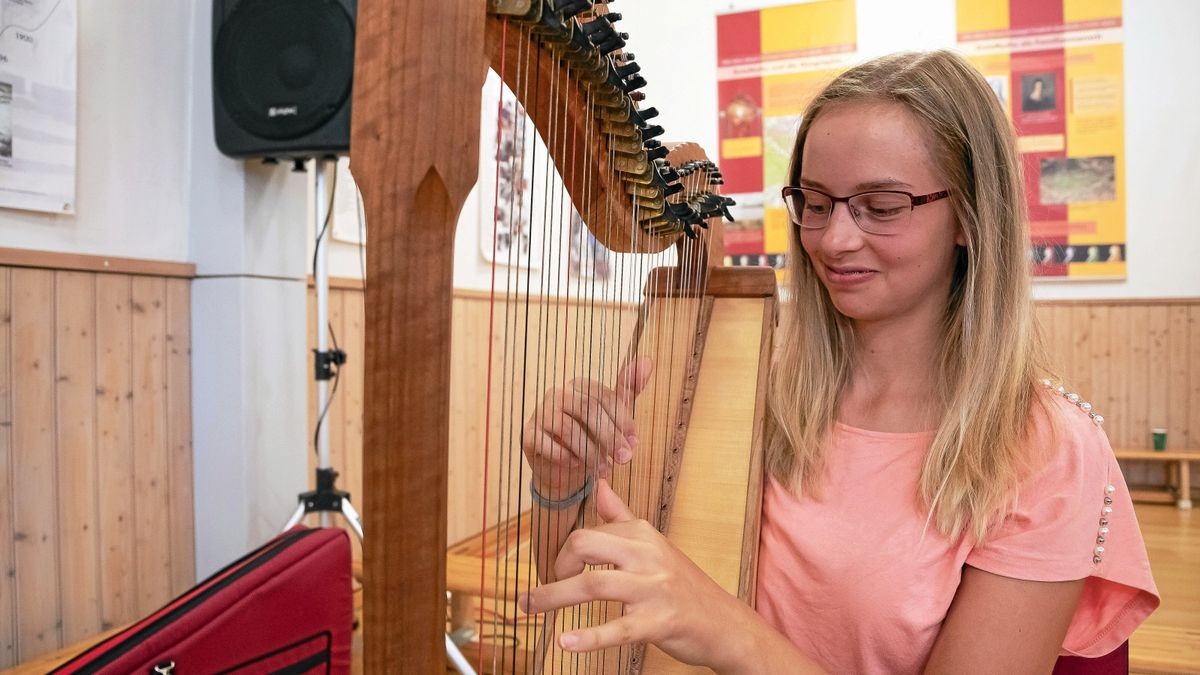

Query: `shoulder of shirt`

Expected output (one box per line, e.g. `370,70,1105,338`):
1035,380,1107,428
1025,381,1114,469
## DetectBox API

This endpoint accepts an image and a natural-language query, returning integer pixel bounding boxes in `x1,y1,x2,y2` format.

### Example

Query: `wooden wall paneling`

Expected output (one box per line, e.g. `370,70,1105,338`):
447,296,470,545
94,275,136,631
1144,306,1172,487
1190,306,1200,491
306,286,317,484
1147,306,1171,436
1128,304,1151,447
1069,304,1094,397
130,277,171,616
165,278,195,593
1087,305,1112,439
1190,306,1200,453
1167,306,1191,449
53,272,101,644
1045,305,1072,381
326,290,347,502
341,289,365,561
1107,305,1133,448
0,268,15,668
1034,304,1052,359
11,268,62,660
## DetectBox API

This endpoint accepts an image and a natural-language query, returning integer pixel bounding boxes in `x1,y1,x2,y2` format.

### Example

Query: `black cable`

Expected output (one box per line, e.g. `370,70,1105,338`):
311,160,341,459
311,162,339,276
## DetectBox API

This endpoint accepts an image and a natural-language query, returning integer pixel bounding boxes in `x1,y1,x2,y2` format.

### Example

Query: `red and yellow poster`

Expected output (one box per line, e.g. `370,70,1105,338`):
958,0,1126,279
716,1,857,269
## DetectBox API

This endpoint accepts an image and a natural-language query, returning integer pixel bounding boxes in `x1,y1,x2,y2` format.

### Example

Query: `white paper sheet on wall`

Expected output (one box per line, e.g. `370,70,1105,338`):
0,0,77,214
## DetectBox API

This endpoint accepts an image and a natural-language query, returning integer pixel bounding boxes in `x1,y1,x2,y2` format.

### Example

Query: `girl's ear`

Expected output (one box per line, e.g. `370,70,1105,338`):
954,225,968,248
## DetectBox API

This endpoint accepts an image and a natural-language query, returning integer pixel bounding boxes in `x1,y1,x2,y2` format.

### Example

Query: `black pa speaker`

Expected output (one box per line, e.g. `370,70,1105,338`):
212,0,355,159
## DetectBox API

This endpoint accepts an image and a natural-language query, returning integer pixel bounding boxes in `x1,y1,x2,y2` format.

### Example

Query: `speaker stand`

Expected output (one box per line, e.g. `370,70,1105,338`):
280,158,475,675
283,157,363,539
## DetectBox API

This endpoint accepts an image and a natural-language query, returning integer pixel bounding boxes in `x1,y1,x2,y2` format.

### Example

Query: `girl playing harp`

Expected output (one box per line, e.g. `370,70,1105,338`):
519,50,1158,674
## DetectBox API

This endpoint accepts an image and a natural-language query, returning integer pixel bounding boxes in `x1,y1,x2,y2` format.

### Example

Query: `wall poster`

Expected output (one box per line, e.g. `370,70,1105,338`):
0,0,77,214
715,0,857,271
957,0,1126,279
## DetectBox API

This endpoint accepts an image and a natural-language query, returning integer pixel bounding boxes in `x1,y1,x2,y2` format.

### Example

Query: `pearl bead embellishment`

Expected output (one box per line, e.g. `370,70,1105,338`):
1040,379,1105,426
1093,485,1119,565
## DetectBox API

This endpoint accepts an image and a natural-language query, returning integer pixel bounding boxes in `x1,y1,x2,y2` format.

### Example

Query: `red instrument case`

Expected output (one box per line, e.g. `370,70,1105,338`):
53,526,353,674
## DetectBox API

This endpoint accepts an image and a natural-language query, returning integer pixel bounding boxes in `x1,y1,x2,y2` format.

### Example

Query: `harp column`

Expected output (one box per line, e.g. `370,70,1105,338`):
351,0,486,670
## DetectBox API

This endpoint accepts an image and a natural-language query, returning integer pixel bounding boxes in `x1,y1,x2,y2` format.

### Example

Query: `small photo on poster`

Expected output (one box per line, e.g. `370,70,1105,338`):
1039,156,1116,204
0,82,12,167
1020,73,1057,113
720,91,763,139
1032,244,1060,266
986,75,1009,109
1087,243,1124,263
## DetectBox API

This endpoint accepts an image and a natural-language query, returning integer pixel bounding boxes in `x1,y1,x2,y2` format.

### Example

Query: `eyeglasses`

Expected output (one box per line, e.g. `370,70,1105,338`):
781,186,951,236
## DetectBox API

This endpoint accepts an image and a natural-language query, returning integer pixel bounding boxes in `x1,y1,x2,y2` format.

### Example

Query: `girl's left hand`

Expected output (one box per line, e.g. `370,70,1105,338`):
517,478,754,670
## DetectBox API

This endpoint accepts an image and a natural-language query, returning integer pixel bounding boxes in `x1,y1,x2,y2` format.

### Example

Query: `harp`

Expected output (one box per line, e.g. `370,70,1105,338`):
351,1,777,671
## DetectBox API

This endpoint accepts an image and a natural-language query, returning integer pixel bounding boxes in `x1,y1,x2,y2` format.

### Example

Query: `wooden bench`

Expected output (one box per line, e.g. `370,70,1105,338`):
1114,449,1197,510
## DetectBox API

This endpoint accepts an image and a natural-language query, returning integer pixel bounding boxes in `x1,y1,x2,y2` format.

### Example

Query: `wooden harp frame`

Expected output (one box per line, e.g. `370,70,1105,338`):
351,1,776,670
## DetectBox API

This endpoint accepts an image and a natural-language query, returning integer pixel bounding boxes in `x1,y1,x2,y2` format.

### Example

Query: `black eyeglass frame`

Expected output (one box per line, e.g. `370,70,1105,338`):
781,186,952,234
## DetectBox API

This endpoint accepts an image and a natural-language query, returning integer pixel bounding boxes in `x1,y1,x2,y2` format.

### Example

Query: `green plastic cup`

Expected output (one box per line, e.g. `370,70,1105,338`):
1152,428,1167,451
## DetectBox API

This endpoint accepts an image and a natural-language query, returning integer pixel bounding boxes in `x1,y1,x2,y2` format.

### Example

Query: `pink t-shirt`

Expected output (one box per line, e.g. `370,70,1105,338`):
755,394,1159,674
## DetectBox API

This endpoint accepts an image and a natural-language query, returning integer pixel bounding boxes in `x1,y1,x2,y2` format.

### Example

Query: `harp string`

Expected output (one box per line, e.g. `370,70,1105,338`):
481,16,508,675
478,10,722,673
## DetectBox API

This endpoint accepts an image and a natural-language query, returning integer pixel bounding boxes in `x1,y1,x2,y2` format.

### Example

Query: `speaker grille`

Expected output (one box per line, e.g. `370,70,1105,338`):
214,0,354,142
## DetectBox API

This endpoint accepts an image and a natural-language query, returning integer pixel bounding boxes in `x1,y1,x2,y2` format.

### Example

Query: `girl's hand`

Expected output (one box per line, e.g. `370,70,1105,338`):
517,478,756,671
521,358,653,500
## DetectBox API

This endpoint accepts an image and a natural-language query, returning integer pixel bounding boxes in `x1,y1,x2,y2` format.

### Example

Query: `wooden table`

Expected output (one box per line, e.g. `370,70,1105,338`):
1114,449,1197,509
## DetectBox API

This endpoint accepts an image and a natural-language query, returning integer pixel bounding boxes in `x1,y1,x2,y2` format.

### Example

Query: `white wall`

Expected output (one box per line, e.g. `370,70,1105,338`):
0,3,192,259
185,1,309,579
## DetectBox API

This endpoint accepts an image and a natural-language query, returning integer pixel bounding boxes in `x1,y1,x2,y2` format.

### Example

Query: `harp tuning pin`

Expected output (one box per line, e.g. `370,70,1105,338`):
663,182,685,197
606,12,623,22
615,61,641,78
660,167,680,182
582,15,613,36
596,34,626,54
646,145,668,160
722,197,737,221
630,91,647,102
638,107,659,120
556,0,592,17
616,52,636,63
641,124,664,140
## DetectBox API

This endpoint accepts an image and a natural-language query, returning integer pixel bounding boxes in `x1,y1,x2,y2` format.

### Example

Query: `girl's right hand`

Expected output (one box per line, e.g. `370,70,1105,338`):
522,357,654,501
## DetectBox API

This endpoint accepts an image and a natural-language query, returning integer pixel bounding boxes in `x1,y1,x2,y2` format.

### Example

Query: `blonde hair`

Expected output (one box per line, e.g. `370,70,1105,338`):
766,50,1051,542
